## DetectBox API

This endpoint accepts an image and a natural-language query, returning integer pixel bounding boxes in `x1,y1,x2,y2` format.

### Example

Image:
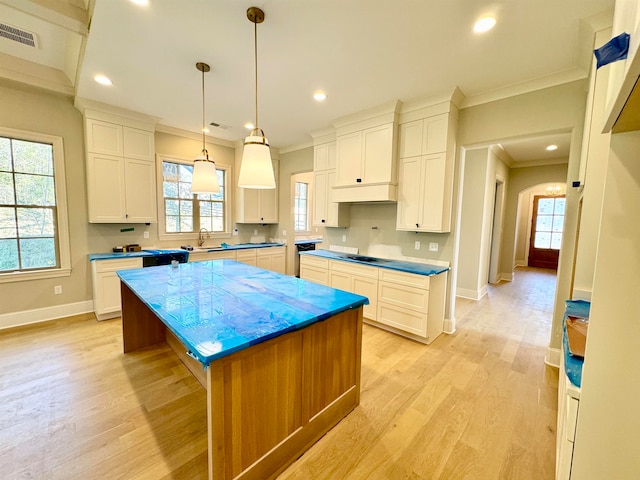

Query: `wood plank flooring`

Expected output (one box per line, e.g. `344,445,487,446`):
0,267,558,479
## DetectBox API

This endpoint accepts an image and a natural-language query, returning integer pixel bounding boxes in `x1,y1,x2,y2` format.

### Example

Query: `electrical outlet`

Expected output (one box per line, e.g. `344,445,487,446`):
429,242,439,252
143,231,149,239
282,230,287,236
54,285,62,295
342,234,347,242
414,241,420,250
253,229,258,235
233,228,238,236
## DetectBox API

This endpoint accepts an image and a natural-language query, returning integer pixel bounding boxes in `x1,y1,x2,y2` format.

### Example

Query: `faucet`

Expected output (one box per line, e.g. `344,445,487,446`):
198,228,209,247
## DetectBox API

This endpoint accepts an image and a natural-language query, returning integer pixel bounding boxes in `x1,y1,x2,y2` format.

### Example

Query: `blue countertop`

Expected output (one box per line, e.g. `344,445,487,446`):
563,299,590,388
89,242,285,261
299,249,449,276
117,260,368,366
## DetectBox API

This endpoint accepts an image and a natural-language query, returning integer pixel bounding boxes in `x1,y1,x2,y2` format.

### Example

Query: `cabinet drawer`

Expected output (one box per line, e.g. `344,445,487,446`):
300,265,328,286
329,259,378,279
376,302,427,337
236,249,257,265
378,281,429,313
257,246,286,257
378,268,430,289
300,254,329,269
189,250,236,262
93,257,143,273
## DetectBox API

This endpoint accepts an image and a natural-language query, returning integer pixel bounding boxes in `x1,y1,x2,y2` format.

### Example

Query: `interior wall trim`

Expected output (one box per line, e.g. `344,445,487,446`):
0,300,94,330
545,347,561,368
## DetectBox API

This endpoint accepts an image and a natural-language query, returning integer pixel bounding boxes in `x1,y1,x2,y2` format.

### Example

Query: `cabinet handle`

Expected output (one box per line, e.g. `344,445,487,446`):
321,219,326,223
416,223,419,228
356,178,362,183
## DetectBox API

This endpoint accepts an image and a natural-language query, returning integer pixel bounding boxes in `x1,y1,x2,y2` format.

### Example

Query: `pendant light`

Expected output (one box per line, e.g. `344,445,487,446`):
191,62,220,194
238,6,276,189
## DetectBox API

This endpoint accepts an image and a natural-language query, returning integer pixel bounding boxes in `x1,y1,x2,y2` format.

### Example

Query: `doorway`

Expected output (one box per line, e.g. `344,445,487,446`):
528,194,566,269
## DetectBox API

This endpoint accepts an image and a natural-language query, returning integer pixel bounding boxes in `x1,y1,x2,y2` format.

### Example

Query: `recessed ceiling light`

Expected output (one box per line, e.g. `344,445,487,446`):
244,122,255,130
313,91,327,102
546,144,559,151
94,74,113,86
130,0,149,6
202,127,210,134
473,17,496,33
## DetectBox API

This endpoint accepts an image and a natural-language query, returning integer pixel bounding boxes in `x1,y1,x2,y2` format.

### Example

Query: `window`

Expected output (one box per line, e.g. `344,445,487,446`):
294,181,309,232
0,127,70,282
159,157,229,238
533,196,565,250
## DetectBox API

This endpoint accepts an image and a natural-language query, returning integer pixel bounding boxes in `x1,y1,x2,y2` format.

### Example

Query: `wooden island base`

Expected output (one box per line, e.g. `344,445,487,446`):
121,283,363,480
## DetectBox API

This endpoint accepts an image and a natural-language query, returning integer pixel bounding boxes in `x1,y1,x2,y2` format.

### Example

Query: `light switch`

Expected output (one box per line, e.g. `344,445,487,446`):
342,235,346,242
54,285,62,295
414,241,420,250
143,231,149,239
429,242,438,252
282,230,287,236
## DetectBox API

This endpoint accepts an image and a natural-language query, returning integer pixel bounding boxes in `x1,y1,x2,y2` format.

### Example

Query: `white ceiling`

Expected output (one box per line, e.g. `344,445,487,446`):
0,0,613,161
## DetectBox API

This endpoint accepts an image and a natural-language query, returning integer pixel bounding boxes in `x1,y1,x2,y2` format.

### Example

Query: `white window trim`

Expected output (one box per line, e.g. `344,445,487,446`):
156,154,232,242
294,181,311,235
0,127,71,283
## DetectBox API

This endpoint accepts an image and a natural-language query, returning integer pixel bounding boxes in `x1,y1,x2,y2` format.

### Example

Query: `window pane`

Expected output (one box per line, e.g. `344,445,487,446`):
178,181,192,199
0,207,17,238
166,216,180,233
178,164,193,183
163,162,178,181
0,137,11,171
554,198,566,215
534,232,551,249
0,238,19,271
13,140,53,175
212,216,223,231
19,238,56,268
165,199,179,215
0,172,15,204
536,215,552,232
17,208,54,237
15,174,56,206
200,201,211,216
163,181,178,198
550,232,563,250
552,215,564,232
180,217,193,231
537,198,554,215
180,200,193,215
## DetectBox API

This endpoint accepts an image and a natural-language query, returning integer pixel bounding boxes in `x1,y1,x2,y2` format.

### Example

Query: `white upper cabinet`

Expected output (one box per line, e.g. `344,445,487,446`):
83,113,157,224
396,102,458,233
312,139,349,227
332,101,401,203
236,159,279,224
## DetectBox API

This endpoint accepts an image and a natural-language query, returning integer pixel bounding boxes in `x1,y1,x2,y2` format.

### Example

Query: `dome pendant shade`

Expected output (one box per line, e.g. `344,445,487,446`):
239,133,275,189
192,153,220,194
190,61,220,194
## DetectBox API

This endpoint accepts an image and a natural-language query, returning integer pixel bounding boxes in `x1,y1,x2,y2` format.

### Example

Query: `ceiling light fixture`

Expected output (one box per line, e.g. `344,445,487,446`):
313,91,327,102
473,17,496,33
190,62,220,194
244,122,255,130
130,0,149,6
94,74,112,86
238,7,276,189
546,144,559,151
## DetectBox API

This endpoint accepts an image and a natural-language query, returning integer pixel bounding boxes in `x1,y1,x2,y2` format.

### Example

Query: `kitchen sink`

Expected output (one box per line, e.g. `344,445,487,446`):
344,254,384,263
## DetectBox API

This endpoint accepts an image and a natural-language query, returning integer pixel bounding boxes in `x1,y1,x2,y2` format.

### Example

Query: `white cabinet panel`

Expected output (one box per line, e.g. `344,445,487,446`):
87,153,126,223
86,119,123,156
256,246,286,274
123,126,154,160
92,257,143,320
124,159,157,223
236,249,257,266
336,132,362,185
313,143,349,227
423,114,448,154
188,250,236,262
236,160,279,224
362,123,394,184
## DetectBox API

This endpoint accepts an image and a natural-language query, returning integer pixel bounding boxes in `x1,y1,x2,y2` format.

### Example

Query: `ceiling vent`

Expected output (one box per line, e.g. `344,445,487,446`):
0,23,38,48
209,122,232,130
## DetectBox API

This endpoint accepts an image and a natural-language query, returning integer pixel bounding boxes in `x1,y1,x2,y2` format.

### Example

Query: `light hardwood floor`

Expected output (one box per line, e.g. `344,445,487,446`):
0,267,558,479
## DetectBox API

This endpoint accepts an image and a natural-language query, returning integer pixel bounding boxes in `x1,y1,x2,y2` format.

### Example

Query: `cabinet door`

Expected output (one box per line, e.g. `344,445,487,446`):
336,131,363,185
236,249,257,266
86,119,123,156
314,143,329,171
329,270,351,291
258,187,278,223
94,271,123,315
396,156,422,231
423,114,448,154
87,153,126,223
326,142,337,169
312,170,328,226
420,153,447,231
399,120,424,158
352,274,377,320
362,124,394,184
237,187,260,223
124,158,157,223
123,127,154,161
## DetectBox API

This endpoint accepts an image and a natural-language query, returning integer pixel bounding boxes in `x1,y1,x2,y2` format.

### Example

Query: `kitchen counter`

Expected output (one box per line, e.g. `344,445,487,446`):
117,259,367,480
88,242,286,261
563,299,590,388
300,249,449,276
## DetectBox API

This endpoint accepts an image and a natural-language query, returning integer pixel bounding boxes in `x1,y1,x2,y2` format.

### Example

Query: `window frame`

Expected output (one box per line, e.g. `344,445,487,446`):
156,154,232,241
293,180,310,233
0,127,71,283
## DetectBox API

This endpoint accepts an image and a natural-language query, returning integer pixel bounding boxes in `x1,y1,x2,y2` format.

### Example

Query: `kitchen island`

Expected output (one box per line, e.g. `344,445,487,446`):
117,260,367,480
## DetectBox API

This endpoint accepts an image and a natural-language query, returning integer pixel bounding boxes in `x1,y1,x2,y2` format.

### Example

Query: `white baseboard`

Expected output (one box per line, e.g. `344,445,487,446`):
443,317,456,334
545,347,561,368
514,259,527,267
456,286,487,301
0,300,94,330
499,272,514,282
572,289,592,301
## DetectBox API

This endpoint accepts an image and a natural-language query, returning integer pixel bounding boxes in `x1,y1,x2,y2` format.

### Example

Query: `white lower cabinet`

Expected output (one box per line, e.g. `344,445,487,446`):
300,254,447,343
235,249,257,266
188,250,237,262
91,257,143,320
256,246,286,274
329,260,377,320
556,344,580,480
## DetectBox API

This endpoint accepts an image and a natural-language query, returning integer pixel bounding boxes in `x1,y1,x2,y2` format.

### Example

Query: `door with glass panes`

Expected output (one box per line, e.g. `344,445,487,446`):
528,195,565,269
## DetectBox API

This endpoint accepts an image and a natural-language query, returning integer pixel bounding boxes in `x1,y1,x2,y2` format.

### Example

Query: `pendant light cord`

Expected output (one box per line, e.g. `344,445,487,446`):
201,66,207,156
254,19,259,132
